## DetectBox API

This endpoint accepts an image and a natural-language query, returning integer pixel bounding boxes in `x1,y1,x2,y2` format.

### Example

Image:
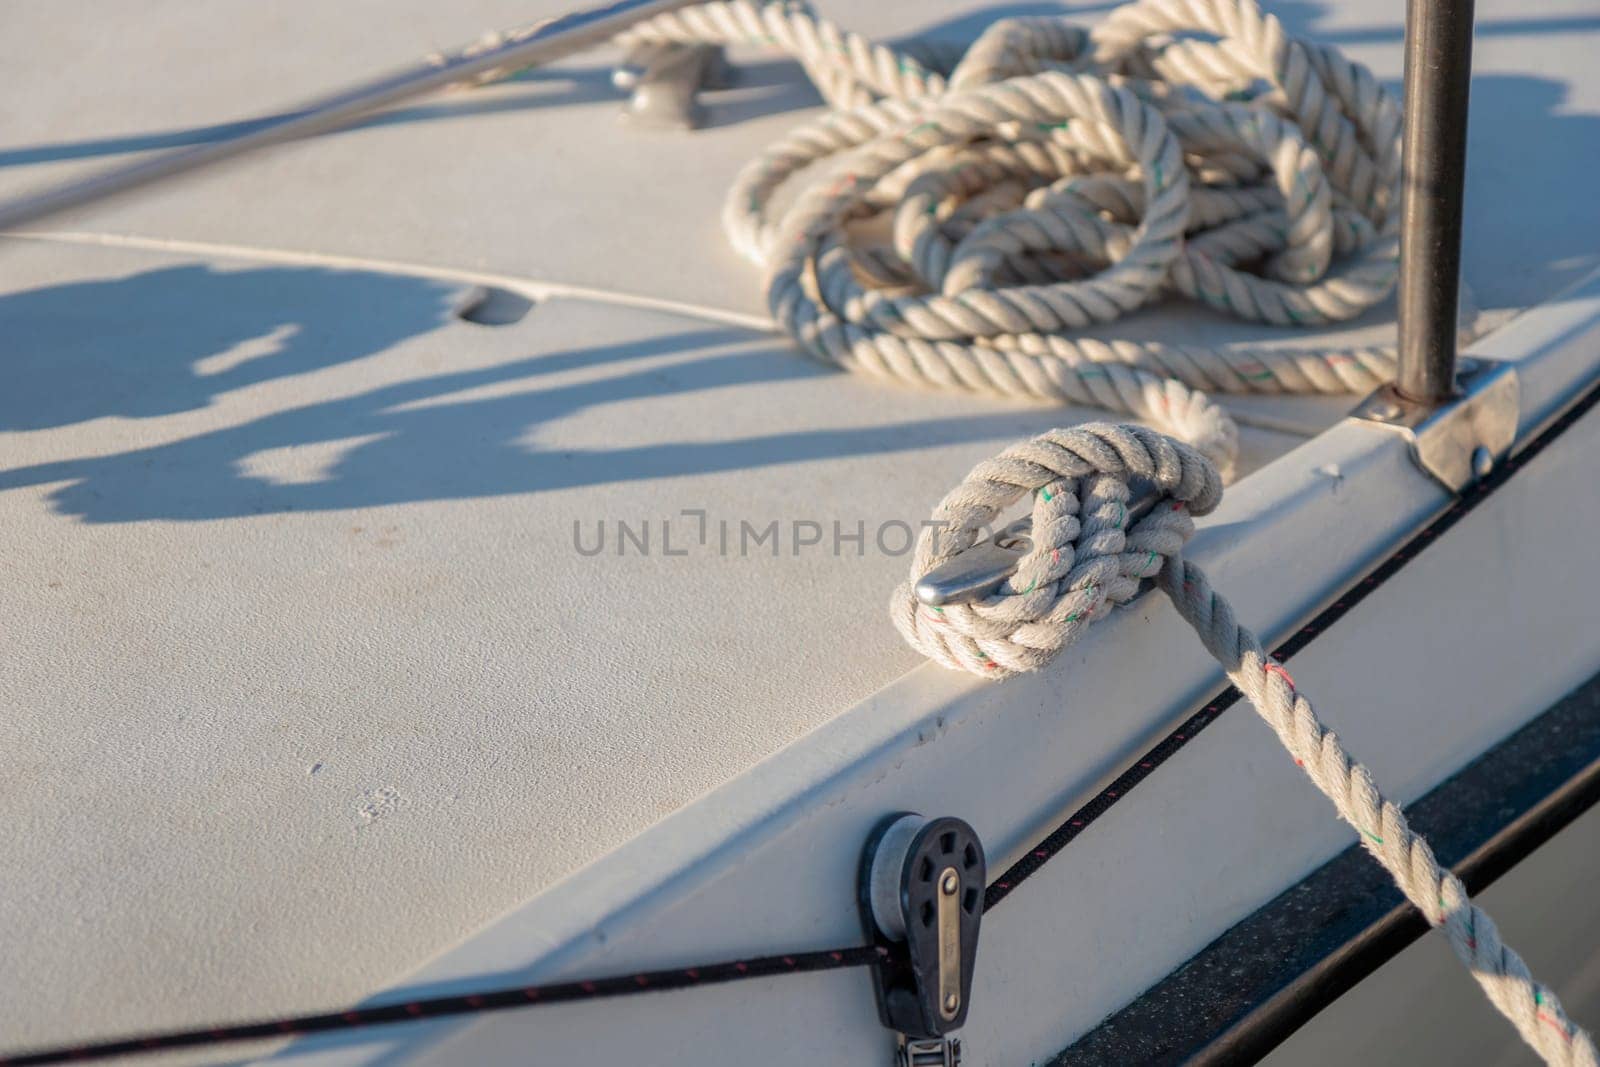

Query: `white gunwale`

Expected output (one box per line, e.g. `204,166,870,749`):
265,266,1600,1065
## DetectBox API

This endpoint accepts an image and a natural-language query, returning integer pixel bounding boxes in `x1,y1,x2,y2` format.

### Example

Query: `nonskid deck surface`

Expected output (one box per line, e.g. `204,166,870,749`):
4,0,1596,317
1,0,1598,1053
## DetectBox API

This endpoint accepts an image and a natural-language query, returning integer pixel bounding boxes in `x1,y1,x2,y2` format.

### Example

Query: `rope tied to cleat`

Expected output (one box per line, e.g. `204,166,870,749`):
892,420,1599,1066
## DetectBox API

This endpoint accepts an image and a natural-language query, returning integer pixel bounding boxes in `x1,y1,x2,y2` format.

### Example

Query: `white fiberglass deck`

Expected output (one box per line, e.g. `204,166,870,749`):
1,0,1598,1059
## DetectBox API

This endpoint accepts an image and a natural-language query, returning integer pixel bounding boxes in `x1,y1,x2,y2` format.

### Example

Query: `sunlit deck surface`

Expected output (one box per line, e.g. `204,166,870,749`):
2,0,1597,1049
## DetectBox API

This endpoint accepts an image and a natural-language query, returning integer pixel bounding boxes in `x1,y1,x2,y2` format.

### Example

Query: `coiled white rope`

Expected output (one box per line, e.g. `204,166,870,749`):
602,2,1591,1059
890,422,1599,1065
619,0,1406,477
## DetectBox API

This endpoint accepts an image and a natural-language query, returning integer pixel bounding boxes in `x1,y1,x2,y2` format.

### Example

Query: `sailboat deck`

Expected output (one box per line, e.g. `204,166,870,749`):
2,0,1598,1056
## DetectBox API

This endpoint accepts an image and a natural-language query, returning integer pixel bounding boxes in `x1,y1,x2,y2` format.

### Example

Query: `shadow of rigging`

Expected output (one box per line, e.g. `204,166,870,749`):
0,261,1085,524
0,263,455,431
6,63,1597,522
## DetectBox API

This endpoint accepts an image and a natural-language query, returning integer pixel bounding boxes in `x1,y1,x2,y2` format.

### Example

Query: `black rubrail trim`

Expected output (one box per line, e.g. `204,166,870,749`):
1052,665,1600,1066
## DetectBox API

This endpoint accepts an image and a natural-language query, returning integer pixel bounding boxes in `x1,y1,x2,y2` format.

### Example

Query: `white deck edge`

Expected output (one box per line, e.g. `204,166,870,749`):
259,267,1600,1066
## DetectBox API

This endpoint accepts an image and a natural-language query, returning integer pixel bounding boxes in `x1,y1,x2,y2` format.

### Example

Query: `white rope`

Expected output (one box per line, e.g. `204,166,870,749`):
891,422,1599,1066
563,5,1590,1057
616,0,1406,477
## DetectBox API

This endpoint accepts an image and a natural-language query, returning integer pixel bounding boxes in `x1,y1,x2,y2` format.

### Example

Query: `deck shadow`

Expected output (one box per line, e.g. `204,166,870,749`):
0,262,1088,524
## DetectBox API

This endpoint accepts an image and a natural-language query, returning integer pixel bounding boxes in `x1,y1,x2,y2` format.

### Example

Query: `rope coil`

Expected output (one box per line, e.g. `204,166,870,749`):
623,0,1407,477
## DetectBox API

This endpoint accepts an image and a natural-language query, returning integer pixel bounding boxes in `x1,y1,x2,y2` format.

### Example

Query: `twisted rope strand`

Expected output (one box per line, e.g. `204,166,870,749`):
619,0,1408,477
1160,555,1600,1067
894,423,1599,1066
608,7,1583,1057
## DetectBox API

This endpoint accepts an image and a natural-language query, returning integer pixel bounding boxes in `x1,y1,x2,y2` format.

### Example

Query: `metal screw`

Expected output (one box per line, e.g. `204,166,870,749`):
941,872,959,895
1472,446,1494,479
943,992,960,1013
1371,399,1402,421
